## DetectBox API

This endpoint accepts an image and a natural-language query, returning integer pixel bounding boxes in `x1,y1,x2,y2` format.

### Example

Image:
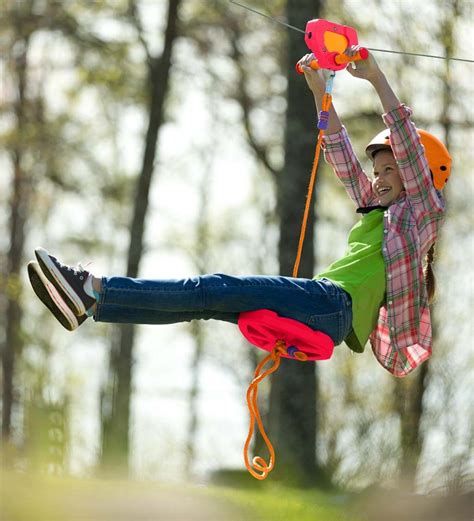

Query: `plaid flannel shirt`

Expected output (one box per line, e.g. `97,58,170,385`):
322,104,445,377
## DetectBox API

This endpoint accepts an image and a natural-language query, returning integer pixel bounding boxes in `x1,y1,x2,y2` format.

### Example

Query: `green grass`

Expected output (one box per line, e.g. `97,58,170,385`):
1,471,360,521
207,484,355,521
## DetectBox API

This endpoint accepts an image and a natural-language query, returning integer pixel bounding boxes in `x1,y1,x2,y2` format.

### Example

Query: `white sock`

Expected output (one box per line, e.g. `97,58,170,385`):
83,274,96,299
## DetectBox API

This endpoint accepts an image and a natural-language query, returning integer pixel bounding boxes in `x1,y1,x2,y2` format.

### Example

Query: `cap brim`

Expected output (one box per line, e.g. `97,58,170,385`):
365,144,392,161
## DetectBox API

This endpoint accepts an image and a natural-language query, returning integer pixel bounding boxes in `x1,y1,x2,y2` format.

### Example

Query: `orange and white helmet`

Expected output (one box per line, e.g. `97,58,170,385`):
365,129,452,190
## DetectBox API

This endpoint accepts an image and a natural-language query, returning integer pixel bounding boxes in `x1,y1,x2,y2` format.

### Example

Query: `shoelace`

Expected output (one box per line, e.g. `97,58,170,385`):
57,259,91,276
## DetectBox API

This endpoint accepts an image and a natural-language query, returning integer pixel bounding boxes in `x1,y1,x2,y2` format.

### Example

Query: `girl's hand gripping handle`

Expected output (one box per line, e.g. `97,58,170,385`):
296,57,320,74
296,47,369,74
335,47,369,65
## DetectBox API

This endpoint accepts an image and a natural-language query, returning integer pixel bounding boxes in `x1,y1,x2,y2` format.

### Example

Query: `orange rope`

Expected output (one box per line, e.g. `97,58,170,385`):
244,92,333,480
292,92,332,278
243,341,286,480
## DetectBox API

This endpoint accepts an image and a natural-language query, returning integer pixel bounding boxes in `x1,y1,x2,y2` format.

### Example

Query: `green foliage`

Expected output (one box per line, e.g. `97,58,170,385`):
208,484,354,521
0,472,356,521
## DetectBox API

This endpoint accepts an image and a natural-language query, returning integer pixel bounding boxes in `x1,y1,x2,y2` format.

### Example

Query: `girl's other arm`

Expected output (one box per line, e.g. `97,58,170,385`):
347,47,444,214
298,55,342,134
298,54,375,208
345,47,400,112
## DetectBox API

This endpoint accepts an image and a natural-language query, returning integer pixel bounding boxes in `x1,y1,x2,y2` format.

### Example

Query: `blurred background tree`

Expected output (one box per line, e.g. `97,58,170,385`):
0,0,472,497
0,0,137,461
99,0,181,477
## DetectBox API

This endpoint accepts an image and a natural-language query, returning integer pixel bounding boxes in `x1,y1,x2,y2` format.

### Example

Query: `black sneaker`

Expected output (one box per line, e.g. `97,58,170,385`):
34,247,97,316
27,262,88,331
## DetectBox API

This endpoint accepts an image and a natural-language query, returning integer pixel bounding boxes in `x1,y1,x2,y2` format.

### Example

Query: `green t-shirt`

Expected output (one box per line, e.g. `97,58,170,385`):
315,209,386,352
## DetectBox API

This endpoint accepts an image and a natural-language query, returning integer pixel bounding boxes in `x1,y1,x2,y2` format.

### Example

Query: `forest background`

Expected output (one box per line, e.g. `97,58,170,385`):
0,0,473,508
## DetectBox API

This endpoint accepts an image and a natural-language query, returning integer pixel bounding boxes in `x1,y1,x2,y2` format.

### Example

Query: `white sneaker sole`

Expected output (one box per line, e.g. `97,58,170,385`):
35,247,87,316
28,262,80,331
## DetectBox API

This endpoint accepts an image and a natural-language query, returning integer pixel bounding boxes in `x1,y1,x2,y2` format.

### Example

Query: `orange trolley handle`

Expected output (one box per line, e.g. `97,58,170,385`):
296,47,368,73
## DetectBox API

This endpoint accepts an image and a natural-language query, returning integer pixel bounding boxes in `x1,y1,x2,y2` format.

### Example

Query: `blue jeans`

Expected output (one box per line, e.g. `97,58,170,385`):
95,275,353,345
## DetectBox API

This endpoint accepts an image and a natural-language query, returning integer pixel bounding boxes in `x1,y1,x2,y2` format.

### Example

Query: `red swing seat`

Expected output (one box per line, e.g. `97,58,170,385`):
238,309,335,480
238,309,334,361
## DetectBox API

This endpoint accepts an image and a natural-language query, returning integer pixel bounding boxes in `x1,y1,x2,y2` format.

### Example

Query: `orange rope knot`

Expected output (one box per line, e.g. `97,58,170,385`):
243,340,308,480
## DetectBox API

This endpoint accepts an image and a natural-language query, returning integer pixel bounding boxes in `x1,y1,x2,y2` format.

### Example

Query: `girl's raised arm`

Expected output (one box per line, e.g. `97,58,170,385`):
298,55,375,209
345,47,400,113
298,55,342,134
348,48,445,214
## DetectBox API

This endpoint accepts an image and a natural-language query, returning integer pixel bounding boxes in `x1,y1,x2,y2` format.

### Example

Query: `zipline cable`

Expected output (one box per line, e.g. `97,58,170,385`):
229,0,307,34
364,47,474,63
229,0,474,64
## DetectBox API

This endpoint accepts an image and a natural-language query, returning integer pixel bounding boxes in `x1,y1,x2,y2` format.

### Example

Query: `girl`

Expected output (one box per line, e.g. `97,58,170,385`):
27,49,451,377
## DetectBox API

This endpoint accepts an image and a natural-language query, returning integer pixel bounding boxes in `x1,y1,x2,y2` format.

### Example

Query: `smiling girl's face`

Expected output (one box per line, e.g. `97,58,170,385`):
372,149,404,206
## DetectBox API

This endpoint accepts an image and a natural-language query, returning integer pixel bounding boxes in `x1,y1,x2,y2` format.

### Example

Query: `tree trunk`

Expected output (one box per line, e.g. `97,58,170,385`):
268,0,325,486
100,0,181,474
1,24,31,446
185,320,204,477
397,363,428,487
397,0,456,489
184,161,213,477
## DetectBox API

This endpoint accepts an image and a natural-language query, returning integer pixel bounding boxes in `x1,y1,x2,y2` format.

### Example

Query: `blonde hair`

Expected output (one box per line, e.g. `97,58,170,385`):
424,244,436,304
